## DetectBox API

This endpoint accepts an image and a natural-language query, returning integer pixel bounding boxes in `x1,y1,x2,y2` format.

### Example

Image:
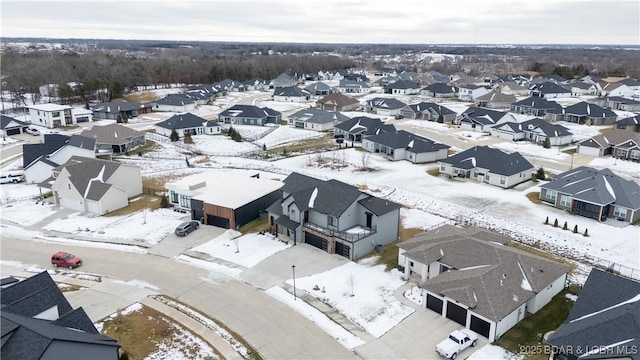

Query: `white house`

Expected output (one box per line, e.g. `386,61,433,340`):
273,86,311,102
153,95,197,113
49,156,142,216
398,225,569,342
154,113,221,138
26,104,76,128
24,134,97,184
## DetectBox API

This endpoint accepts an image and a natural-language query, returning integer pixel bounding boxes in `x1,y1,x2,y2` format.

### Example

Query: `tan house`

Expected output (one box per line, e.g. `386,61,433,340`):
316,93,359,111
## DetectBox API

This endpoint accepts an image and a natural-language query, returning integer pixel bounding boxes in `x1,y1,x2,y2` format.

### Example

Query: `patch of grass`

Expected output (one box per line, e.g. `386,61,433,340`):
525,192,543,204
121,91,168,103
56,283,83,292
142,174,185,191
154,295,263,360
264,134,334,154
496,289,574,360
427,168,440,177
375,222,423,271
125,140,158,156
561,148,577,155
238,217,269,234
103,194,161,217
100,304,216,360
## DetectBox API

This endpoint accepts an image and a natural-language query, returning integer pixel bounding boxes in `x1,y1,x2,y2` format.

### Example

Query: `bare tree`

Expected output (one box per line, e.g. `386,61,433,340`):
346,273,355,297
360,152,371,169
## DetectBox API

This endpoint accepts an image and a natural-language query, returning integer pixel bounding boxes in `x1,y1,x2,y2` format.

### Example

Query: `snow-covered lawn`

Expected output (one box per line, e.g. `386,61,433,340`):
2,201,57,226
191,231,290,268
265,286,366,350
491,141,570,161
43,209,187,245
286,261,413,338
257,100,311,113
191,134,259,155
400,208,449,230
254,126,324,148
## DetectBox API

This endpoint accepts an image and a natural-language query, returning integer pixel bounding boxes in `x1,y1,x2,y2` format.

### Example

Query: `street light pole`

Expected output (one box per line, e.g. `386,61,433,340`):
292,265,297,301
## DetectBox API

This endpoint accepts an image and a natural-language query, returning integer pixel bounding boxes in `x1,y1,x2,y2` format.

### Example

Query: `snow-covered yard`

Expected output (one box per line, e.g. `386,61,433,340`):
191,231,290,268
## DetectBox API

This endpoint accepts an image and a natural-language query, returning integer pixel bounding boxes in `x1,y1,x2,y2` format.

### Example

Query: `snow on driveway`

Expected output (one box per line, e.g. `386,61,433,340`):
191,231,290,268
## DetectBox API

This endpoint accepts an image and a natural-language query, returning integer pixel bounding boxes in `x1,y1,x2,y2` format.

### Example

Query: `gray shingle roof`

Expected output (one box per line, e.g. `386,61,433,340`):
530,82,571,94
423,83,458,93
512,96,562,110
67,134,96,150
79,123,144,146
475,91,517,103
404,102,456,116
333,116,394,136
304,82,334,93
59,157,123,201
219,105,281,119
156,113,208,130
364,130,449,153
520,118,572,137
273,86,309,97
0,115,28,130
154,94,197,106
288,109,349,125
540,166,640,209
22,134,70,168
357,197,401,216
439,146,533,176
564,102,617,118
316,93,359,107
616,115,640,126
367,97,407,110
91,101,152,113
546,269,640,360
288,178,362,216
386,80,420,90
402,226,569,322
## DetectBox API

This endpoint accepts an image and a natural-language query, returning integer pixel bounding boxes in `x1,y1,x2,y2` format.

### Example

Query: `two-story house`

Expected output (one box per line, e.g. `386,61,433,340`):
267,173,401,260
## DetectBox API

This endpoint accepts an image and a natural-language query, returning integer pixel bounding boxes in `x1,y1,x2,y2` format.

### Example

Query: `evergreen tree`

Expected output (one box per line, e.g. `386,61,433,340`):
160,195,169,208
536,167,546,180
437,113,444,123
170,129,179,142
543,137,551,149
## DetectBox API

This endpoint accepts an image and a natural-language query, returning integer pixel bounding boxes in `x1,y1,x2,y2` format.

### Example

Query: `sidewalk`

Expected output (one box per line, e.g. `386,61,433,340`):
140,297,244,360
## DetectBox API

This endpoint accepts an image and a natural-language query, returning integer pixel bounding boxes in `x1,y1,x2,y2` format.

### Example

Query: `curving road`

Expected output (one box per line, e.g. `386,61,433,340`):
0,235,358,359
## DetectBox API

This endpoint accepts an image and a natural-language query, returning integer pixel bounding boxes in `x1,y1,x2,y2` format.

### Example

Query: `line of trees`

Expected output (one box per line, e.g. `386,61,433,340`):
0,49,355,107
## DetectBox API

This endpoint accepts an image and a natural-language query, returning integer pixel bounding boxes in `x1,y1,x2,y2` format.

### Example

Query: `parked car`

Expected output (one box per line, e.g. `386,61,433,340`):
435,329,478,359
334,133,345,139
0,172,24,184
25,127,40,136
175,221,200,236
51,251,82,269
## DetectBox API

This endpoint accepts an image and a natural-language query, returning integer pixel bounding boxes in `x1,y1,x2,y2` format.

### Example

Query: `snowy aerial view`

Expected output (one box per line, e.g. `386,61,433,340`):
1,2,639,360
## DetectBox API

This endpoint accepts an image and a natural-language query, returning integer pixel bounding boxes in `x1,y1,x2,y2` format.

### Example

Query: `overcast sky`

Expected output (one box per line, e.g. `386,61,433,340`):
1,0,638,45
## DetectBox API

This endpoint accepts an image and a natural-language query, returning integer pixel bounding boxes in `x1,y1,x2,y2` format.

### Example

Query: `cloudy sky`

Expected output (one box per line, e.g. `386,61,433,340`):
1,0,638,45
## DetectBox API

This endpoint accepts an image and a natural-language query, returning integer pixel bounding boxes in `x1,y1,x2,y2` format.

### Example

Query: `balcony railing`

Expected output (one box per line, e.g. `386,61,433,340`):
304,222,376,242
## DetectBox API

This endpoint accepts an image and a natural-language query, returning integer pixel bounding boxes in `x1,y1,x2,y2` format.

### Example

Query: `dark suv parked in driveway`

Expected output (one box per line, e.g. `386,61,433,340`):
175,221,200,236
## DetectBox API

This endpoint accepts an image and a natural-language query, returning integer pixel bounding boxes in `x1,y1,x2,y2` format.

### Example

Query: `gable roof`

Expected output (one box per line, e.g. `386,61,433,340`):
439,146,533,176
364,130,450,153
461,107,511,126
511,96,562,110
423,83,458,94
608,96,640,105
219,105,281,119
358,196,402,216
316,93,359,107
153,94,196,106
288,109,349,125
366,97,407,110
79,123,144,145
283,173,362,216
333,116,395,136
540,166,640,209
58,157,125,200
475,91,517,103
338,79,370,89
404,102,456,116
580,128,640,149
91,101,152,114
564,102,617,118
616,115,640,127
304,82,334,93
530,82,571,94
67,134,97,150
273,86,310,97
155,113,209,130
546,268,640,360
520,118,572,137
22,134,71,168
401,226,569,322
0,115,28,130
618,78,640,86
386,79,420,90
1,271,119,359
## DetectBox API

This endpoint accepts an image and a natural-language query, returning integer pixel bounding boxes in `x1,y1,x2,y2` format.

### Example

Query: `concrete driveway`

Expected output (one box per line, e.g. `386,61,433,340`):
149,222,226,258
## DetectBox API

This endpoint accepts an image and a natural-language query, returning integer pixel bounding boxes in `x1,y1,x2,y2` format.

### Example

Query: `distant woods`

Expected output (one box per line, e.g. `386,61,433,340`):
0,50,355,105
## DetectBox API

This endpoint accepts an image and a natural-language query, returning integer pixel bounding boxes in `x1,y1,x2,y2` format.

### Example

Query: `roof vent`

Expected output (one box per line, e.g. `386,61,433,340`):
502,273,507,278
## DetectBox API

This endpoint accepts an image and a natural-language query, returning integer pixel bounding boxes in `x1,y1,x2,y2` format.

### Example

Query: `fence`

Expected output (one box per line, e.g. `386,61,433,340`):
425,215,640,280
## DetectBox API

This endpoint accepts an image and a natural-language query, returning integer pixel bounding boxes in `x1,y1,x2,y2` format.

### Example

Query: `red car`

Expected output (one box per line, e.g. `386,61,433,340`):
51,252,82,269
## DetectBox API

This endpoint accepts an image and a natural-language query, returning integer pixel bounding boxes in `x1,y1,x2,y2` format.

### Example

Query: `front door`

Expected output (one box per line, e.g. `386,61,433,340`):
366,212,373,228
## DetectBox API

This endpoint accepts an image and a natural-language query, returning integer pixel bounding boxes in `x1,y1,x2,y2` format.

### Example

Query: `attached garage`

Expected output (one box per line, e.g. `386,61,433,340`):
446,301,467,326
335,241,351,258
470,315,491,338
207,214,230,229
60,197,83,212
426,294,444,314
5,127,21,136
304,232,328,251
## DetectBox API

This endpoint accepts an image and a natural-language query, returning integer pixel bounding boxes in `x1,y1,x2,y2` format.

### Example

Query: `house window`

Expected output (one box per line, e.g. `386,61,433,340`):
409,261,414,267
179,195,191,208
170,191,178,204
485,174,491,181
474,169,479,177
52,111,60,118
544,189,557,202
440,163,445,171
630,150,640,160
614,207,627,219
328,215,338,228
290,209,296,220
500,176,506,185
559,195,572,208
616,148,627,157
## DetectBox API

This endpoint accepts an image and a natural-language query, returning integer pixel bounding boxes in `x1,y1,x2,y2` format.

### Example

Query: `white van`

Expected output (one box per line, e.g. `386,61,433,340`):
0,172,24,184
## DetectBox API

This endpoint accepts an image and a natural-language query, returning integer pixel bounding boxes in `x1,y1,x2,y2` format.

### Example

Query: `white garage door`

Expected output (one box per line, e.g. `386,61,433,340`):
577,145,601,157
86,200,102,215
60,197,83,212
